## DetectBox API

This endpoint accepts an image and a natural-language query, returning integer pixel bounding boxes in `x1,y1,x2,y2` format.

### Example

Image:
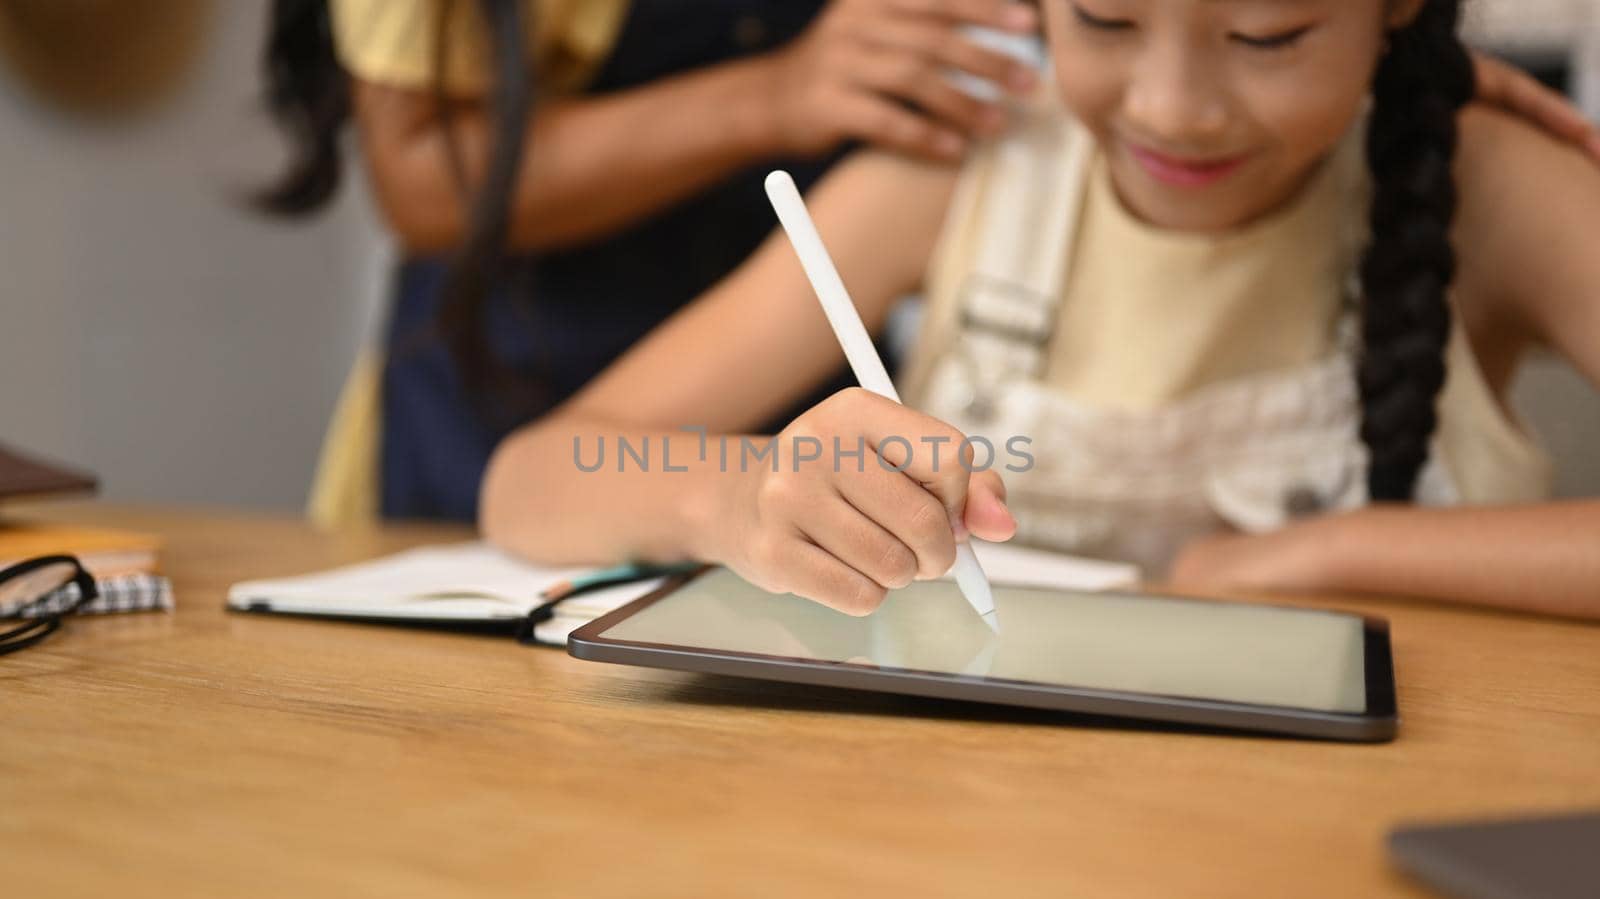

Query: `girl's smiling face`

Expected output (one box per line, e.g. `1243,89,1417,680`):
1042,0,1413,231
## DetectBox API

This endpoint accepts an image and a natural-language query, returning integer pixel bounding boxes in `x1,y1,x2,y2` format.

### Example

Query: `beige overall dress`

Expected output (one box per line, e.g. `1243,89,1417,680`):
902,91,1550,573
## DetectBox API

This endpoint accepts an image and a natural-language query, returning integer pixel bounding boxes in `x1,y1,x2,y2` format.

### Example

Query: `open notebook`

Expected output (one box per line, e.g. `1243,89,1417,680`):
227,541,1138,646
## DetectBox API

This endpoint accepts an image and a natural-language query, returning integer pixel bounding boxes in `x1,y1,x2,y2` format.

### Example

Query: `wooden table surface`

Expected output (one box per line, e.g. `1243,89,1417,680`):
3,504,1597,898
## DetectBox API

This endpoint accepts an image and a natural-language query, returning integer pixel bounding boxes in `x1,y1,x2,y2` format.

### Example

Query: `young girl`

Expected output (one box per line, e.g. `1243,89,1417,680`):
480,0,1600,620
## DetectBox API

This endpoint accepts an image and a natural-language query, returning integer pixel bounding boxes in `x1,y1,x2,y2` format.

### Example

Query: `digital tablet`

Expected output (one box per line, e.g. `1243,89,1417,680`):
568,568,1398,741
1388,811,1600,899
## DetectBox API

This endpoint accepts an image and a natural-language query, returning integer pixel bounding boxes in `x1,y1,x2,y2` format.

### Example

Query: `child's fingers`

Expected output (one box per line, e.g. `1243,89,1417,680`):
974,465,1007,501
796,495,920,590
834,390,977,523
790,389,985,580
766,539,889,616
834,464,959,580
963,469,1016,542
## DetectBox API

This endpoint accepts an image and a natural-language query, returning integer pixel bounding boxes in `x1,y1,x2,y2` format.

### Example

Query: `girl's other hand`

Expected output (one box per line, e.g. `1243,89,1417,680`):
702,388,1016,615
1168,522,1335,595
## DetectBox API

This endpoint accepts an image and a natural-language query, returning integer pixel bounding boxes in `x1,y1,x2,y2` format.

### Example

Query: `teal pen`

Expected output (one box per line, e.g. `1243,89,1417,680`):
539,562,700,602
520,562,698,644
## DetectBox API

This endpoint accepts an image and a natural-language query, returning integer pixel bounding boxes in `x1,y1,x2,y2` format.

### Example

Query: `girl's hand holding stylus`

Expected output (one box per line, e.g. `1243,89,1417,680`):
697,389,1016,615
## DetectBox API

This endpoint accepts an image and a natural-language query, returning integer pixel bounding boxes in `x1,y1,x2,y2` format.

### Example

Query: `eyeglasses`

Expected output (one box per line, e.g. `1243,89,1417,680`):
0,555,98,655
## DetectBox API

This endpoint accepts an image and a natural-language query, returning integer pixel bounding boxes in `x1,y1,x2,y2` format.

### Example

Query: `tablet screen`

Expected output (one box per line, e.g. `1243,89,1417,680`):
602,569,1369,713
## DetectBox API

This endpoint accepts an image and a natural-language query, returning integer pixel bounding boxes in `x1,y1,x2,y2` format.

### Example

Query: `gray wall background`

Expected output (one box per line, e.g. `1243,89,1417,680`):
0,3,1595,515
1,3,388,511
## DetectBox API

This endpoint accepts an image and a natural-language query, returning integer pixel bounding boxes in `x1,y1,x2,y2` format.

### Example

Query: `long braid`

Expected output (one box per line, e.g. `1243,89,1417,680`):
1357,0,1475,501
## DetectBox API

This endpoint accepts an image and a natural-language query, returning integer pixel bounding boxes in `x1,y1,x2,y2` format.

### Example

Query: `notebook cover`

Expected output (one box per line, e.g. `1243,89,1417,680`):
0,522,162,577
7,572,174,617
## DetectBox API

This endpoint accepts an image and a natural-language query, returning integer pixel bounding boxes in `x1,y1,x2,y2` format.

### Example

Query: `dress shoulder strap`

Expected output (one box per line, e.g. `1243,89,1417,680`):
960,92,1093,341
907,84,1095,422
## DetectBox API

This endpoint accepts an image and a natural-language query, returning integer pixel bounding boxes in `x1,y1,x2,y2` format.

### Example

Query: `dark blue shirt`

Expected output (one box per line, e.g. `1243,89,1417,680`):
381,1,852,521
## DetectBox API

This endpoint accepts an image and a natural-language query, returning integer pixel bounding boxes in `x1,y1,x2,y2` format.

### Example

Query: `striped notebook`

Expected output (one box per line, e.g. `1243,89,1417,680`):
16,572,174,617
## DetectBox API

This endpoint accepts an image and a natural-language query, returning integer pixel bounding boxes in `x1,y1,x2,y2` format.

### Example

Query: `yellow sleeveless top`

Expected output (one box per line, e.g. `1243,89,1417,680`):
331,0,627,95
905,90,1551,572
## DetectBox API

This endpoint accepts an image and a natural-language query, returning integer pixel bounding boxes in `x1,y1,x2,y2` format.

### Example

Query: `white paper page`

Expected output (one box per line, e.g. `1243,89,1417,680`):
229,539,1137,632
228,543,593,620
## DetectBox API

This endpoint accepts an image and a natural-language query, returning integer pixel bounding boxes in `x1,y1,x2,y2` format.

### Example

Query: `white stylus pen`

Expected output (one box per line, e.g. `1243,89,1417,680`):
763,170,1000,634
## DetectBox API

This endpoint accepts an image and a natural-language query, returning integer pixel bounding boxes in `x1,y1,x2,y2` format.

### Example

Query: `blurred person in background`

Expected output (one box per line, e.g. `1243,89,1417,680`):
255,0,1599,526
258,0,1045,524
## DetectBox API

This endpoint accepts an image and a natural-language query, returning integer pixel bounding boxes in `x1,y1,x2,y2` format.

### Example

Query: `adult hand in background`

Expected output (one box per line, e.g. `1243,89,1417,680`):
760,0,1041,162
1472,51,1600,162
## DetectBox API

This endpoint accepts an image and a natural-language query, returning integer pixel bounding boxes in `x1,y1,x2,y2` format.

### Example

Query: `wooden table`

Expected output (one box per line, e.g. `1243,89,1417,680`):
4,504,1598,898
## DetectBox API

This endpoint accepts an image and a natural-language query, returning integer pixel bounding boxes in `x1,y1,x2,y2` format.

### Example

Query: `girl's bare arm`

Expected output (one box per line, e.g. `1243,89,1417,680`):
1176,106,1600,619
480,151,959,566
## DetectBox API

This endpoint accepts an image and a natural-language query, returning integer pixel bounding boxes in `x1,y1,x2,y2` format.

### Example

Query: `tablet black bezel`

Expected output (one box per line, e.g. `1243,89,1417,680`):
569,568,1398,742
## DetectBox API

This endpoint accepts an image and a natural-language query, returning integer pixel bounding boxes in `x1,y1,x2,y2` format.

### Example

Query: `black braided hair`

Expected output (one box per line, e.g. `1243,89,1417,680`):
255,0,350,214
1357,0,1475,501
